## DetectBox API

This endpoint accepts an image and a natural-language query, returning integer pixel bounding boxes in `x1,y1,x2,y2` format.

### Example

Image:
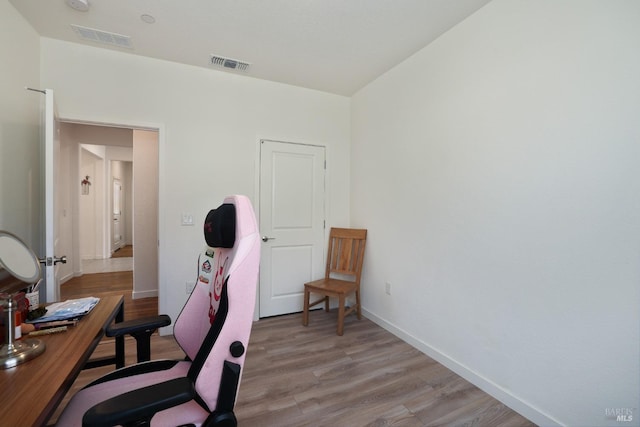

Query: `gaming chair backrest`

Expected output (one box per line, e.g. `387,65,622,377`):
173,195,260,411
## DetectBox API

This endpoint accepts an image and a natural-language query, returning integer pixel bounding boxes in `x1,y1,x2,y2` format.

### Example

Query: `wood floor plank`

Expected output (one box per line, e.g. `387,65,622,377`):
236,311,536,427
51,273,536,427
111,245,133,258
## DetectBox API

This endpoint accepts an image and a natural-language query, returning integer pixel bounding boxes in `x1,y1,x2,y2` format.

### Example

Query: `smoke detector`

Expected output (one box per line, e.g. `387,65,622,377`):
210,55,251,72
66,0,90,12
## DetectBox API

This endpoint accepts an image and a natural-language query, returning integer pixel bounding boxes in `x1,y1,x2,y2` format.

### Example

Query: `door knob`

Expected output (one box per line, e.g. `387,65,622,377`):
39,255,68,266
262,236,276,242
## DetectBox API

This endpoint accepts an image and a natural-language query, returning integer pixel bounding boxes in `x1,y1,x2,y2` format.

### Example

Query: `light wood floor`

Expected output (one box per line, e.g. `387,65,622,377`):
61,270,157,321
52,272,536,427
111,245,133,258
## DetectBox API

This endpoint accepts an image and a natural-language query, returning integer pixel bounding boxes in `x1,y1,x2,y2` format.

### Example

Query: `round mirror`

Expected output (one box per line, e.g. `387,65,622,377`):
0,231,45,369
0,231,41,284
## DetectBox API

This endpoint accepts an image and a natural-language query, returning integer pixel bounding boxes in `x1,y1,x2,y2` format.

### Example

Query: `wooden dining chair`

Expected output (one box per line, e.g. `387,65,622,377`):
302,227,367,335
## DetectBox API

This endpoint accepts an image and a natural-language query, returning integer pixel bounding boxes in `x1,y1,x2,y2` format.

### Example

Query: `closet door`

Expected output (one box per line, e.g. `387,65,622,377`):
259,139,326,317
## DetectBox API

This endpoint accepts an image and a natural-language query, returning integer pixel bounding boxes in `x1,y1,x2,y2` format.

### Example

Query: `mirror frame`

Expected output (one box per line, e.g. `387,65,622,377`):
0,230,41,285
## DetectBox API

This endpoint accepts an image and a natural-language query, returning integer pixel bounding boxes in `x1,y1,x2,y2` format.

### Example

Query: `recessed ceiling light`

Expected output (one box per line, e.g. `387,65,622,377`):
66,0,90,12
140,14,156,24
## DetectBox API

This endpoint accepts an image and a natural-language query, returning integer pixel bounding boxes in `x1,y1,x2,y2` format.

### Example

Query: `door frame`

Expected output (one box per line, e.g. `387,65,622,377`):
43,89,60,302
254,138,328,320
111,176,124,252
58,113,166,312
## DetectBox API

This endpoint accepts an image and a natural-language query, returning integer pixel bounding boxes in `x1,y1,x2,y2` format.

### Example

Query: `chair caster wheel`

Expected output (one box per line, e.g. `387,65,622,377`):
204,411,237,427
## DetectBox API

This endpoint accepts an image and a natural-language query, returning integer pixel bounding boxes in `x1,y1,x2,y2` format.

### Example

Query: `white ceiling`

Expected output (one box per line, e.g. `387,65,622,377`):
10,0,491,96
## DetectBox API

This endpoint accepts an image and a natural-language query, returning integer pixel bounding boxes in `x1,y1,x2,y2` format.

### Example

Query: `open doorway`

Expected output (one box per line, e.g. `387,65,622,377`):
78,147,133,275
58,122,159,300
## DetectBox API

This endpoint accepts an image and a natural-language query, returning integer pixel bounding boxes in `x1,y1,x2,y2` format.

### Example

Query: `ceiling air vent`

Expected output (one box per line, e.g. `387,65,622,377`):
210,55,251,72
71,24,133,49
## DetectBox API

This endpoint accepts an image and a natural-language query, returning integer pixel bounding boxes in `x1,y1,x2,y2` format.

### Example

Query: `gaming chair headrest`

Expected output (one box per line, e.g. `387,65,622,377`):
204,203,236,248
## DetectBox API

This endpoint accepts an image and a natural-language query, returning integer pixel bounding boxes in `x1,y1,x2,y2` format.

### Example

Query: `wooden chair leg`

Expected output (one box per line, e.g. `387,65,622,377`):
337,294,345,336
355,290,362,320
324,296,330,312
302,287,310,326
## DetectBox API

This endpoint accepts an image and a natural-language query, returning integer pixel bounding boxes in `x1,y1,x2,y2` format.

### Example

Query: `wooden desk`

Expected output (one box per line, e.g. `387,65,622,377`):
0,295,124,427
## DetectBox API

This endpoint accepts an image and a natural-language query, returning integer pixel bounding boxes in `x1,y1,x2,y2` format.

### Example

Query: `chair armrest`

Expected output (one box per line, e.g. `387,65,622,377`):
82,377,195,427
106,315,172,363
106,314,171,337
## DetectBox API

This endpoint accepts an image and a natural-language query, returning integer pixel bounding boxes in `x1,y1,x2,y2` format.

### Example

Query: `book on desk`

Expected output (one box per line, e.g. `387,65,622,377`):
27,296,100,323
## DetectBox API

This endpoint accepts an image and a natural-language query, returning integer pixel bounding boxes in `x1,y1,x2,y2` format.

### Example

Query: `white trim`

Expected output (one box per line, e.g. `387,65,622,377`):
362,307,564,427
132,289,158,299
252,138,262,322
58,272,74,285
255,138,328,318
44,89,57,302
57,113,166,333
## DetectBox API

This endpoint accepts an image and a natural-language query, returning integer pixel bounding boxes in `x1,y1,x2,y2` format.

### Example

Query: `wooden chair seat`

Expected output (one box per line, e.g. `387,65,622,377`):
302,228,367,336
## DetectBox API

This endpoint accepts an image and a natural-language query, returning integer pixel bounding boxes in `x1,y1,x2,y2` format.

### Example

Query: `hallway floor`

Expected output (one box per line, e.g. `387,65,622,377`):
82,256,132,274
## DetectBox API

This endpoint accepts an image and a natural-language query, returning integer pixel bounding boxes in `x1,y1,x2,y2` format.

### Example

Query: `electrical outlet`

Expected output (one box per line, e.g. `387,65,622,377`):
186,281,196,294
385,282,392,295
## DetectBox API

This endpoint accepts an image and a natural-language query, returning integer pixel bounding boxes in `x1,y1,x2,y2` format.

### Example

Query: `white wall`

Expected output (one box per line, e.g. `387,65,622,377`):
40,38,351,324
351,1,640,426
132,129,158,299
67,123,133,147
123,161,133,246
79,147,104,261
0,0,41,250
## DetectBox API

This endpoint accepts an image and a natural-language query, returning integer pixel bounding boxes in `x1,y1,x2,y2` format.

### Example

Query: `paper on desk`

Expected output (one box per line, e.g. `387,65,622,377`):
28,297,100,323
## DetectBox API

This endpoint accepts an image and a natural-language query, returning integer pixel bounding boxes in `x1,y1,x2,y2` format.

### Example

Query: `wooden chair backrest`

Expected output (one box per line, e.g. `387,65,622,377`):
325,228,367,284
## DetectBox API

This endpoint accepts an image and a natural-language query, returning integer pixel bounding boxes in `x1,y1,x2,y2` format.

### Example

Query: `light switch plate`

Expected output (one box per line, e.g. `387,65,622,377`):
181,213,194,226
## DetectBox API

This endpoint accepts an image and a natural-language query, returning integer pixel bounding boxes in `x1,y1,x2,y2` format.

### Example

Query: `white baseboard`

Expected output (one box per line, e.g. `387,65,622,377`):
159,325,173,337
362,307,563,427
59,272,74,285
132,289,158,299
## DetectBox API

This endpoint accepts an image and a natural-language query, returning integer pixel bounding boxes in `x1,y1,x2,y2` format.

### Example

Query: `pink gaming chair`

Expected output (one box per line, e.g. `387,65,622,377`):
56,195,260,427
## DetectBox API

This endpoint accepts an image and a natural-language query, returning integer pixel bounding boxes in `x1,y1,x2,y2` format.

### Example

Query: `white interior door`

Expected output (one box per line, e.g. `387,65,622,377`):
112,178,123,251
43,89,65,303
259,140,326,317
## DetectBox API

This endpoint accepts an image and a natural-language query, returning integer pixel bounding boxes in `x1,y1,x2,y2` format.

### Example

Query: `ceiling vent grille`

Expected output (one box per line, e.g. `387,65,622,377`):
210,55,251,72
71,24,133,49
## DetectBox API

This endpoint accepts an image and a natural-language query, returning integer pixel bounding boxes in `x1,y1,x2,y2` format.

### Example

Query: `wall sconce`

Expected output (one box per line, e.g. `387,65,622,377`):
81,176,91,195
